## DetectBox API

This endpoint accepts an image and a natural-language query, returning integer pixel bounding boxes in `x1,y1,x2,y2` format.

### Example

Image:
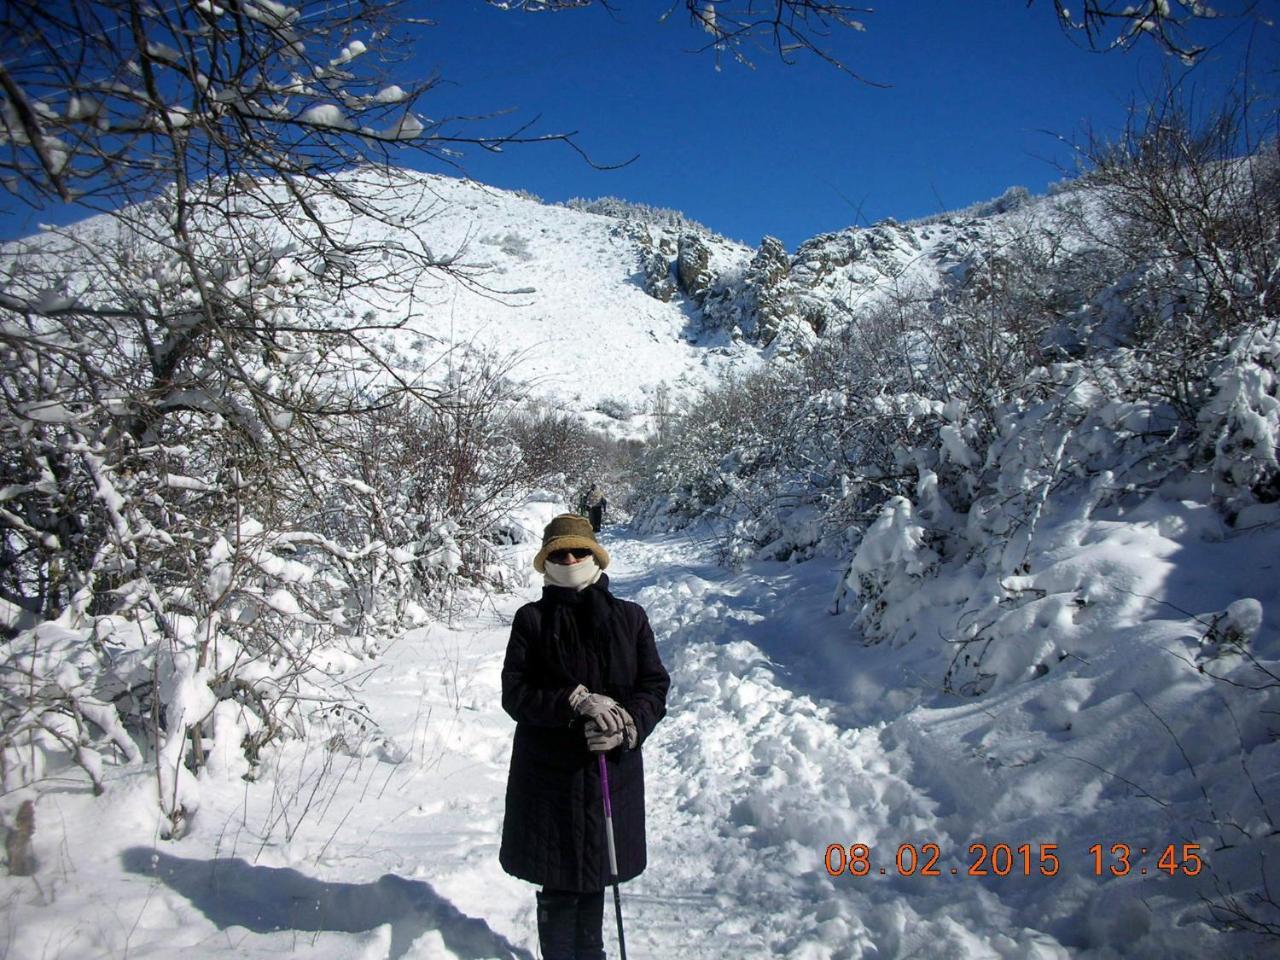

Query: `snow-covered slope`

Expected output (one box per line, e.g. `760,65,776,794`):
0,169,1079,438
357,173,761,436
0,170,763,440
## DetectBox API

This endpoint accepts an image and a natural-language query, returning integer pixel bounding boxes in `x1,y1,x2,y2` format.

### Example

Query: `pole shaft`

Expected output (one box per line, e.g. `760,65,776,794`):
598,754,627,960
613,883,627,960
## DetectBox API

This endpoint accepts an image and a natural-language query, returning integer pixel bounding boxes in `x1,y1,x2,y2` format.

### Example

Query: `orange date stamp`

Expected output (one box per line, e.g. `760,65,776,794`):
824,842,1204,878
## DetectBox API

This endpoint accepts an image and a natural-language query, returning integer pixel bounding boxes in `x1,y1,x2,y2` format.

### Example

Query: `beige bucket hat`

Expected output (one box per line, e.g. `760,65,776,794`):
533,513,610,574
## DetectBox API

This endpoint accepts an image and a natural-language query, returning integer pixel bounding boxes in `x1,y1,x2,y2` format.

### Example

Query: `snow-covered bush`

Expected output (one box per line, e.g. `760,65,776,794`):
633,353,916,564
1200,330,1280,512
318,367,531,622
480,231,534,261
631,369,793,544
0,190,536,835
0,0,609,835
0,309,383,834
835,495,939,644
635,93,1280,703
507,402,641,513
1197,597,1266,663
561,196,718,238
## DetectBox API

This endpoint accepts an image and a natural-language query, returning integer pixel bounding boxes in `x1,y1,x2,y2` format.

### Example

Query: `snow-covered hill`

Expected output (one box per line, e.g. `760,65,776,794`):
336,172,764,438
0,169,764,441
0,169,1088,439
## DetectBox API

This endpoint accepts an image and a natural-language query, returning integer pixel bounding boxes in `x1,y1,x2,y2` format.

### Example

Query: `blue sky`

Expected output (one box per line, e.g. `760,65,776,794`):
1,1,1272,249
415,0,1272,248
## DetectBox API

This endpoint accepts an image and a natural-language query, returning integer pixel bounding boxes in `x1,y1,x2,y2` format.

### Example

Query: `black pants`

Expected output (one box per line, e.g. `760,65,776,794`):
536,888,605,960
588,505,603,532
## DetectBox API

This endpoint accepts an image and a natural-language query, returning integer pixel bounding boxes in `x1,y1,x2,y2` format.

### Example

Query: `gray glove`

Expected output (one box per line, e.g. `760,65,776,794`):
585,707,637,753
568,684,624,735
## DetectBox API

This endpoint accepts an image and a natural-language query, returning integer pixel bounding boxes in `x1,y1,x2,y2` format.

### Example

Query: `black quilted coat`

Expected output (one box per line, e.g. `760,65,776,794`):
499,574,670,892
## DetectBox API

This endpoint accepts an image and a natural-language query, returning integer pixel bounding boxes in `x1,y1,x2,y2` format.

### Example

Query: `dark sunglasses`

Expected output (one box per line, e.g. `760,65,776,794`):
548,547,593,564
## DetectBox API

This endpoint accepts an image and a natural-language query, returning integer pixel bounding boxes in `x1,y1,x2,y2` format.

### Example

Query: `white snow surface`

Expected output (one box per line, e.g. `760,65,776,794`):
5,498,1277,959
336,172,761,437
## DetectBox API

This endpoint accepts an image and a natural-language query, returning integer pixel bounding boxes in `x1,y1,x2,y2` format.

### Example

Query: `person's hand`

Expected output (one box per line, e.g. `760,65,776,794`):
568,685,624,735
620,707,636,749
584,718,623,752
584,707,636,752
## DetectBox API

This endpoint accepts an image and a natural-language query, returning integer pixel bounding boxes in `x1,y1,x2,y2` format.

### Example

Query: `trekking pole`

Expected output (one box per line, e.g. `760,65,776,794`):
598,754,628,960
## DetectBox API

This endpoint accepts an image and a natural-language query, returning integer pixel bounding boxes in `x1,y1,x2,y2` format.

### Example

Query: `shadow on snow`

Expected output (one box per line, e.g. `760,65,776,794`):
122,848,534,960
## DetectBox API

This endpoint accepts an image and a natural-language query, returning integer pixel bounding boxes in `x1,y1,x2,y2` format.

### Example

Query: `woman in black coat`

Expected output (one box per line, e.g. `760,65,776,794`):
500,513,670,960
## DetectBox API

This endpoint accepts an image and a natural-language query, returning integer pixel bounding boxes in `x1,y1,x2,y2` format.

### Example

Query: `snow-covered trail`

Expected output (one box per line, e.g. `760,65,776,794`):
7,523,1256,960
440,525,1249,960
333,524,928,960
343,524,1087,960
600,531,1067,960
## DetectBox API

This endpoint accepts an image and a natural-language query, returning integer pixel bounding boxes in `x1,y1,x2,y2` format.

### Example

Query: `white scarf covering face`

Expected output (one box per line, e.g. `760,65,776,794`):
543,555,602,591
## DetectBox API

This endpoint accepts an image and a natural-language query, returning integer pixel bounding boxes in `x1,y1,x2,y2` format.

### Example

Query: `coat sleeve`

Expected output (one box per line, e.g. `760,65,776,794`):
622,607,670,748
501,605,577,727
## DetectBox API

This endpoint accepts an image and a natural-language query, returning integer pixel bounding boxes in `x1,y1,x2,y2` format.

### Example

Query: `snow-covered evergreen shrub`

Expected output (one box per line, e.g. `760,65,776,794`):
836,495,940,644
561,196,718,238
1199,330,1280,511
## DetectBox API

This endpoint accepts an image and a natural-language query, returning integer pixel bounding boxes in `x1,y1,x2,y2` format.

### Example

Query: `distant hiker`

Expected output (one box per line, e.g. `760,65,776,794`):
579,483,607,533
499,514,670,960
